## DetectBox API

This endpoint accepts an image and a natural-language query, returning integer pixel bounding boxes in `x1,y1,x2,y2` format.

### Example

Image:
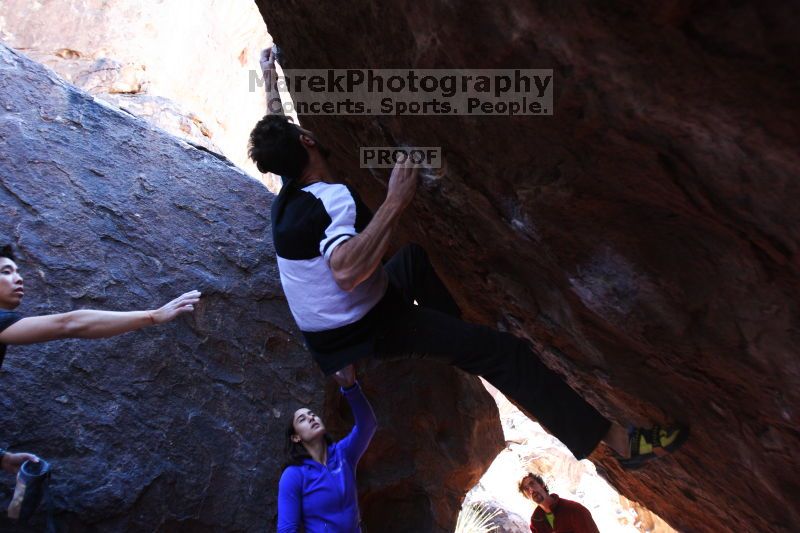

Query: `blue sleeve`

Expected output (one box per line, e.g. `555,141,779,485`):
277,467,303,533
337,381,377,466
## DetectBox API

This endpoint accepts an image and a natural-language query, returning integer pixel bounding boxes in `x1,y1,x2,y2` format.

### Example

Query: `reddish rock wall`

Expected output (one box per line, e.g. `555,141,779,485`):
255,1,800,531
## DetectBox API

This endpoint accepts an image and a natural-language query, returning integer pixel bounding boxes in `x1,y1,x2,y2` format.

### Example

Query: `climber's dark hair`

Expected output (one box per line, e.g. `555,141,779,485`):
0,244,15,262
518,473,549,496
248,114,309,182
283,412,333,470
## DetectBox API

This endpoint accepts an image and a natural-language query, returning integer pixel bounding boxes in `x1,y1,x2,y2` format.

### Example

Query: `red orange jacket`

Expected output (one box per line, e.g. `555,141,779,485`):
530,494,600,533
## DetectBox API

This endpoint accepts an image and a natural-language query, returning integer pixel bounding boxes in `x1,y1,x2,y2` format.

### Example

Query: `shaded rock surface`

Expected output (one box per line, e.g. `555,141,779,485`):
256,1,800,531
0,44,502,531
0,0,272,182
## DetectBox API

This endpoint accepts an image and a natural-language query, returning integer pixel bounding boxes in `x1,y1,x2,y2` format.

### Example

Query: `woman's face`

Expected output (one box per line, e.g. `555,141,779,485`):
292,407,326,443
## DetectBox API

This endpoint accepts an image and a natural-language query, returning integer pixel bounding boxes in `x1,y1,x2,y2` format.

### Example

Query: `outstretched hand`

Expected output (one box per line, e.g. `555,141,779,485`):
150,290,201,324
1,452,39,475
333,364,356,389
387,158,419,211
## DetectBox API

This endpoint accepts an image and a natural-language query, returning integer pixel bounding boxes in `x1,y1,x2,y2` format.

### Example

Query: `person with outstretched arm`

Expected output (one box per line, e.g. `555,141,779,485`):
251,48,686,469
277,364,377,532
0,244,201,466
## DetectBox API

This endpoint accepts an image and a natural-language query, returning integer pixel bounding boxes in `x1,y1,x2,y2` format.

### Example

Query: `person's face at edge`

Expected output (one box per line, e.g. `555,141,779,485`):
522,477,549,504
0,257,24,311
292,407,326,444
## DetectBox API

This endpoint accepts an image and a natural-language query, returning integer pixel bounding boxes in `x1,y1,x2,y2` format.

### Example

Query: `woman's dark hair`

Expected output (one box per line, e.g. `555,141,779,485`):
283,414,334,470
248,114,309,181
0,245,15,262
518,472,549,495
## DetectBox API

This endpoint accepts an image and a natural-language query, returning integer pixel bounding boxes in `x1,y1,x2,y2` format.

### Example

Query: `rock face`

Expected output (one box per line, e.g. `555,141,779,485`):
0,44,502,531
0,0,272,181
256,1,800,531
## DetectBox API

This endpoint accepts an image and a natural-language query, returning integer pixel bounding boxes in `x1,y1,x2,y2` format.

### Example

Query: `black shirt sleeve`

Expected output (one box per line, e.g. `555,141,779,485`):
0,310,22,333
0,310,22,368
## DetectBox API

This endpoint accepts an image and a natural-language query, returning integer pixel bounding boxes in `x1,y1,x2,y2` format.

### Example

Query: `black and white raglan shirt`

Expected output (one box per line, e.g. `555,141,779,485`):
271,181,393,374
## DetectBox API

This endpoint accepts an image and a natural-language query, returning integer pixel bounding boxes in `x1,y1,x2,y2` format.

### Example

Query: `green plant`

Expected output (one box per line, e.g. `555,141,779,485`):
454,501,500,533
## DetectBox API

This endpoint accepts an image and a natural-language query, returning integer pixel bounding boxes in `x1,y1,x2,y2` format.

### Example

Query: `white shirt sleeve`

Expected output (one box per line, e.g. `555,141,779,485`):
316,184,358,263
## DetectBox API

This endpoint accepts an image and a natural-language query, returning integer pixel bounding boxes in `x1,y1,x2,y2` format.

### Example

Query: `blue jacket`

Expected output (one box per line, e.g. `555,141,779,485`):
277,382,377,532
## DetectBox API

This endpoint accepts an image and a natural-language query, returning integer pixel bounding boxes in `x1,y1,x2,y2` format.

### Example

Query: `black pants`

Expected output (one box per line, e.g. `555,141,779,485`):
374,244,611,459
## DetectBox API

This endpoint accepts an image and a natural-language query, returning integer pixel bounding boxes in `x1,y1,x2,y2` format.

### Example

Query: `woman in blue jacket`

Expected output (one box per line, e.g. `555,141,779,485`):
277,364,377,532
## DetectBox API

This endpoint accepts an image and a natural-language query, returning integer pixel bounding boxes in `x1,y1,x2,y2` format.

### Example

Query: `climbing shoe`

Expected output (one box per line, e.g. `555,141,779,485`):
618,425,688,470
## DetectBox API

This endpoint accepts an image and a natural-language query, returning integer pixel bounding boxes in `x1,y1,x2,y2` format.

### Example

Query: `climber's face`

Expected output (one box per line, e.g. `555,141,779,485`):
0,257,24,310
292,407,327,443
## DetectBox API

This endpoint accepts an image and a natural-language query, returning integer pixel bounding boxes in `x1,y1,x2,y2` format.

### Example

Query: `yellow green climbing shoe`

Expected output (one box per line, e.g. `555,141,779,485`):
619,425,689,470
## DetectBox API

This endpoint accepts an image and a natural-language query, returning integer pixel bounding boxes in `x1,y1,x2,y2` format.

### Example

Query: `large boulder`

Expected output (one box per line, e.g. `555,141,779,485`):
256,1,800,531
0,40,315,531
0,43,502,531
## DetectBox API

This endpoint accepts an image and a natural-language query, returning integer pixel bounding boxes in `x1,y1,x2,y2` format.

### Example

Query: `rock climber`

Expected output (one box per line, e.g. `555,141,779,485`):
249,47,687,469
